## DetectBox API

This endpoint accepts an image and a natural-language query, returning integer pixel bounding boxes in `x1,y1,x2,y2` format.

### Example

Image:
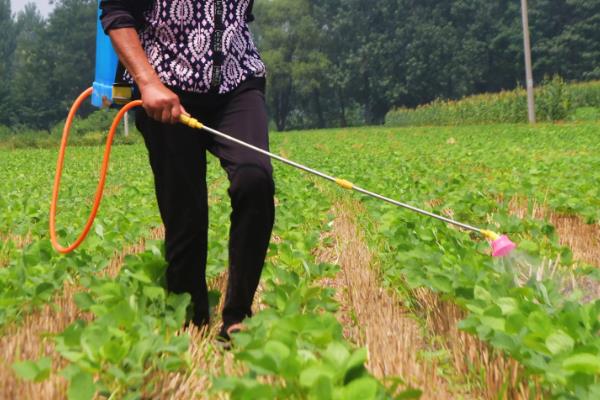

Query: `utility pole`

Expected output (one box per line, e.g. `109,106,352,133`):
124,111,129,137
521,0,536,124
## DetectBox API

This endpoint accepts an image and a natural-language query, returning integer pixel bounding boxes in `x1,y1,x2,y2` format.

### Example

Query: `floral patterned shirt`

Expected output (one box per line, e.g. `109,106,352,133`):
101,0,266,94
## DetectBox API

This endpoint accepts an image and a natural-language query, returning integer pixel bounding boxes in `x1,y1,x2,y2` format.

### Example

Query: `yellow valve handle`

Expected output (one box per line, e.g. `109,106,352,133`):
335,178,354,190
180,114,204,130
480,229,500,241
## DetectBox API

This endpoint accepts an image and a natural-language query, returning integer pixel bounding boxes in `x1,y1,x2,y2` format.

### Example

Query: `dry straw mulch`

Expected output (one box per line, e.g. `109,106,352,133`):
316,201,543,399
0,228,164,400
148,272,245,400
0,232,33,268
508,196,600,302
315,203,461,399
508,196,600,268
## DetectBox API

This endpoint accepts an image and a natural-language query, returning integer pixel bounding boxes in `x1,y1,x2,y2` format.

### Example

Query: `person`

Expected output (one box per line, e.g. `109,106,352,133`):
99,0,275,343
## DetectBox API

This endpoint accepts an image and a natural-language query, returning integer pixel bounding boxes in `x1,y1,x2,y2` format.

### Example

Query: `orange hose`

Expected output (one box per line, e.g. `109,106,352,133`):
50,87,142,254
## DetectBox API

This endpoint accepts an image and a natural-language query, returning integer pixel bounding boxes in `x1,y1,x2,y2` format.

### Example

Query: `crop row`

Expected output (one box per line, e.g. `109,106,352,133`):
211,168,416,399
278,122,600,398
6,120,598,398
5,144,417,398
0,146,164,329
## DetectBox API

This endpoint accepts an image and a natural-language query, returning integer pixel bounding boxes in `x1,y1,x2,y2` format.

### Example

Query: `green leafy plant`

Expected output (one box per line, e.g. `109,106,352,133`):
5,119,600,398
385,79,600,126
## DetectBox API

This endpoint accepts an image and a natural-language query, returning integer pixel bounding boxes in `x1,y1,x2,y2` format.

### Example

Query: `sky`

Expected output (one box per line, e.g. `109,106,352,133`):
11,0,54,16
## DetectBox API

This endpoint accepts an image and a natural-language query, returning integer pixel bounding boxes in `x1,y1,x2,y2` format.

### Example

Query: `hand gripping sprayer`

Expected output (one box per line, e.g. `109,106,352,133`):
50,1,517,258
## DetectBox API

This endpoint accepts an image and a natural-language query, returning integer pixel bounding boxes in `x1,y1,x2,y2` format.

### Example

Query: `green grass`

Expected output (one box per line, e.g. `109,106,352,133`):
571,107,600,121
0,108,140,150
0,128,142,150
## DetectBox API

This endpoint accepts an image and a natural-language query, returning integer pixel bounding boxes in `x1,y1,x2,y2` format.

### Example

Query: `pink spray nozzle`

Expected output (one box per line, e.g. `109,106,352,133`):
491,235,517,257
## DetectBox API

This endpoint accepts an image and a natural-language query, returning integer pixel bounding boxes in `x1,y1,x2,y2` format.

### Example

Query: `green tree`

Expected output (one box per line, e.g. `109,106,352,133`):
530,0,600,80
0,0,16,127
11,4,51,129
325,0,400,124
2,0,599,131
11,0,96,130
254,0,331,131
46,0,97,118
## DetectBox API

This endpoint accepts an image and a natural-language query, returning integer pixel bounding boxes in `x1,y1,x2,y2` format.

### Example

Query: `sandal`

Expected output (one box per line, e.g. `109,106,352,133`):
216,322,246,350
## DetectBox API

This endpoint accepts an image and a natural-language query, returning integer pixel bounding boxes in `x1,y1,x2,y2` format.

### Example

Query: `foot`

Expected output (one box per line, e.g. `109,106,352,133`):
183,315,210,331
216,322,246,350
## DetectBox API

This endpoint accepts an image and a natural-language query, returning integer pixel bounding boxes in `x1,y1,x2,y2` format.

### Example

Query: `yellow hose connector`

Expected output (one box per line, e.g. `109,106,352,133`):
335,178,354,190
480,229,500,241
180,114,204,130
111,85,133,105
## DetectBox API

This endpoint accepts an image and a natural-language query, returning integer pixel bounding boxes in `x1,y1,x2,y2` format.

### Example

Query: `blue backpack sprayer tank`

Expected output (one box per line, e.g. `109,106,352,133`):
91,1,131,108
49,1,517,258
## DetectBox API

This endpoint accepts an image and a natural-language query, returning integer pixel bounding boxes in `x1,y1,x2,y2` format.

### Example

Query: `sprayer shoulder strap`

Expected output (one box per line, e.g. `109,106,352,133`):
114,62,127,84
247,0,255,22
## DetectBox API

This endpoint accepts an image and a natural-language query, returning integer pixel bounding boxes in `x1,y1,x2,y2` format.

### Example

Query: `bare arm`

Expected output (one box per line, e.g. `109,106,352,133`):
108,27,186,124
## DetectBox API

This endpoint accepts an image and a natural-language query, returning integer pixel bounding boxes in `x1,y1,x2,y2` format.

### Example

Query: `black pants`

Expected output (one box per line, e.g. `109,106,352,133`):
136,84,275,328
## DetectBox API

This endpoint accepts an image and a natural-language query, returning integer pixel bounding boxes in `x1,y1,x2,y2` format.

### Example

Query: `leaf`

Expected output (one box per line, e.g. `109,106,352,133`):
299,365,336,387
495,297,518,315
490,332,517,352
159,356,188,372
324,342,350,368
102,340,128,364
465,303,484,315
143,286,165,301
479,316,505,332
12,361,38,381
474,286,492,302
68,371,96,400
562,353,600,374
12,357,51,382
208,289,221,309
73,292,94,311
309,375,333,400
125,270,151,284
430,274,452,293
342,377,378,400
519,240,538,254
94,224,104,239
527,311,552,333
263,340,290,368
35,282,54,297
238,350,278,374
60,321,84,347
345,348,367,372
107,301,136,328
80,327,109,361
545,330,574,355
396,388,424,399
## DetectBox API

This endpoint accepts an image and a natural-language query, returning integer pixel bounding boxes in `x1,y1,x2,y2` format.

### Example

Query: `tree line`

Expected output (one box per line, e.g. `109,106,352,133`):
0,0,598,132
0,0,96,131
